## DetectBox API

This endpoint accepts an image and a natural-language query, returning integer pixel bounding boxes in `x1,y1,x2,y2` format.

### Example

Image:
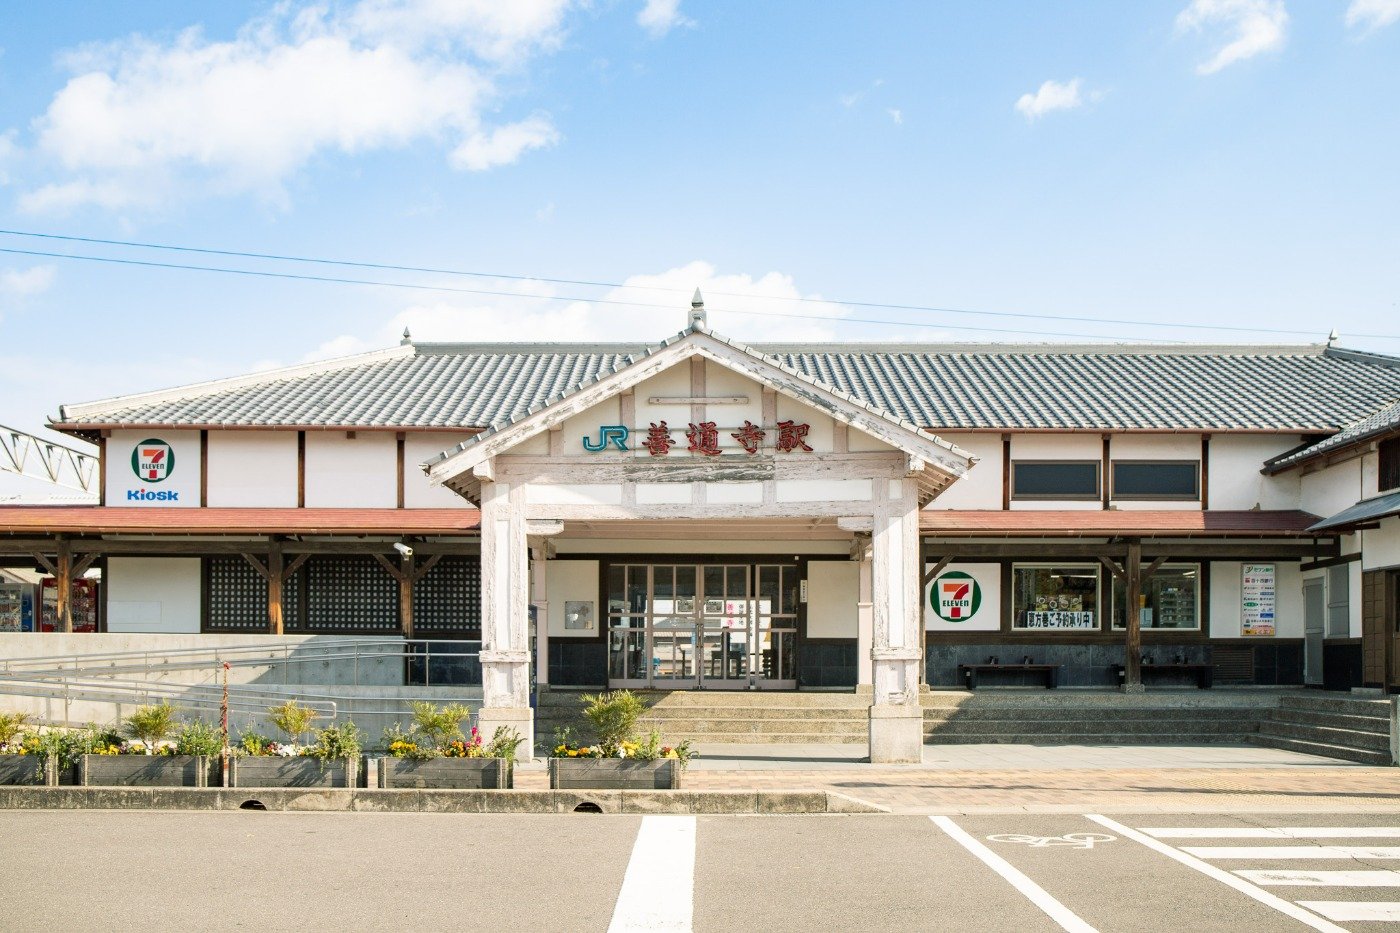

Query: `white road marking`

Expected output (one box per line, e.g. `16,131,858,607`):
1145,827,1400,840
1182,846,1400,860
1084,815,1348,933
1239,869,1400,887
986,832,1115,850
930,816,1099,933
608,816,696,933
1298,901,1400,922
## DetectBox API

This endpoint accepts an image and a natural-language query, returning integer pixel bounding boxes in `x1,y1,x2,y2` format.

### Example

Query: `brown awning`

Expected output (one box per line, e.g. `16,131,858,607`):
0,507,481,536
920,509,1323,537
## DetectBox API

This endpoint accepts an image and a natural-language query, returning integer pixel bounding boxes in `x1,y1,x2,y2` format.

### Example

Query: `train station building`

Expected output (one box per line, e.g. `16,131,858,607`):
2,297,1399,761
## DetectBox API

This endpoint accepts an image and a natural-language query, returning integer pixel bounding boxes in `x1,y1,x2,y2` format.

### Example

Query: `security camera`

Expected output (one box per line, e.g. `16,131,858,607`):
393,542,413,558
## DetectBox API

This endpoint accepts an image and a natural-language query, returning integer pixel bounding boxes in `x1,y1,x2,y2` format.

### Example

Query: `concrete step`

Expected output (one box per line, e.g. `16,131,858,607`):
537,691,867,709
666,732,868,745
1278,694,1393,716
922,707,1252,723
1271,708,1390,732
1253,733,1394,765
925,718,1255,737
641,717,866,735
926,733,1255,745
638,706,869,720
1257,720,1392,753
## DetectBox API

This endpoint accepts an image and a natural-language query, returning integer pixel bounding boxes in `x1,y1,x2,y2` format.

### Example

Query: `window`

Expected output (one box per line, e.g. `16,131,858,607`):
1012,564,1100,631
1381,438,1400,493
1011,461,1100,499
1326,565,1350,638
1111,564,1201,630
1111,461,1200,500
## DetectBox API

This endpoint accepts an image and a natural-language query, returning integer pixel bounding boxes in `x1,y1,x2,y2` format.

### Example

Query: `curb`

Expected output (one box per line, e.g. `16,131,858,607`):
0,786,884,815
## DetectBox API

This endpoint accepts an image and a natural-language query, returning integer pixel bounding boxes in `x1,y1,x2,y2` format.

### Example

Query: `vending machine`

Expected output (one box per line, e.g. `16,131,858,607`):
39,578,99,632
0,581,25,632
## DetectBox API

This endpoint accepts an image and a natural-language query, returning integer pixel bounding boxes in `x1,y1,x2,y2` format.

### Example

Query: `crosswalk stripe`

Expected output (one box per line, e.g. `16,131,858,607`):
1182,846,1400,860
1297,902,1400,922
1145,827,1400,839
1085,815,1348,933
1237,870,1400,887
930,816,1099,933
608,816,696,933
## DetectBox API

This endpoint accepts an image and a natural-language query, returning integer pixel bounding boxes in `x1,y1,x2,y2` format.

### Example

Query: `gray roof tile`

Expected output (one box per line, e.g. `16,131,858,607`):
1266,396,1400,472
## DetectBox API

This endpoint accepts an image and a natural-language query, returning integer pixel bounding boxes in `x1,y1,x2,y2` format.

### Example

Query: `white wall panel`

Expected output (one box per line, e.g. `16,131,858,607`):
404,433,475,508
106,429,201,508
1362,517,1400,570
546,560,599,638
925,562,1001,632
1209,435,1302,510
635,483,691,505
706,483,763,504
775,479,871,502
206,432,297,507
805,561,857,638
526,483,624,505
926,433,1001,510
303,432,397,508
106,557,201,633
1300,459,1363,519
1209,560,1303,639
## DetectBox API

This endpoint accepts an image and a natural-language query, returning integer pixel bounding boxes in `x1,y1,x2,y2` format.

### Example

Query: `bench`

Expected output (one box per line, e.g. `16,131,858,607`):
958,663,1060,689
1112,663,1213,689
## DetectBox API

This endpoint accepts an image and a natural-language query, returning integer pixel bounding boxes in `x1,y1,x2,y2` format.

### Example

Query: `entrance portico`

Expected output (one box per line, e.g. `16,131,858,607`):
425,318,974,761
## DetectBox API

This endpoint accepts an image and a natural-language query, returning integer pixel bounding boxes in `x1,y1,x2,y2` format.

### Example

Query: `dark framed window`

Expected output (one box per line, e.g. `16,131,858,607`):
1011,461,1100,500
1111,461,1200,500
1011,564,1101,631
1381,438,1400,493
1111,564,1201,630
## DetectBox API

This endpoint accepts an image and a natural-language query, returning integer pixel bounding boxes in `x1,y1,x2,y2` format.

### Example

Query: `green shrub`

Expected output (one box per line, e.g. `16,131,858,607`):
173,719,223,757
237,730,272,757
124,702,178,752
311,721,362,762
580,690,649,749
409,701,473,748
267,700,318,744
482,726,525,763
0,711,28,746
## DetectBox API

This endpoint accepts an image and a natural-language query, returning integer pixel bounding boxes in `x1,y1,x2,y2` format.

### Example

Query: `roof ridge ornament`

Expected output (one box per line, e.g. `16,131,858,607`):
1327,328,1339,347
689,288,707,331
401,327,413,346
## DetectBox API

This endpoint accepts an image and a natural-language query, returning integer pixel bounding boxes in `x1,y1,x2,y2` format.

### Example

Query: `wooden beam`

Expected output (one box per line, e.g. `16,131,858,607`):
1200,435,1210,510
923,556,952,588
241,553,272,583
28,551,56,576
1142,555,1168,580
409,553,442,584
71,553,99,578
0,539,480,557
396,434,406,509
296,432,306,508
200,430,209,507
1101,434,1111,510
1124,540,1142,690
1099,555,1125,581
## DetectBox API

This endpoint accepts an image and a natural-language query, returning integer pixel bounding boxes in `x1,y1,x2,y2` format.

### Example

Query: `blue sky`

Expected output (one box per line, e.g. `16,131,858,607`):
0,0,1397,469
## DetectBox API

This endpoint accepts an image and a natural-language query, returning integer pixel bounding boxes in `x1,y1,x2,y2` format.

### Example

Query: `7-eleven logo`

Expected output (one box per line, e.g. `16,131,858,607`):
131,439,175,483
932,571,981,623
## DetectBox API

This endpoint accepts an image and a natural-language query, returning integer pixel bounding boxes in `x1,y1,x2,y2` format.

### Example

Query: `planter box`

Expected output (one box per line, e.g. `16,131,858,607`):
549,758,681,790
0,754,55,786
78,754,212,787
377,757,513,789
229,756,358,788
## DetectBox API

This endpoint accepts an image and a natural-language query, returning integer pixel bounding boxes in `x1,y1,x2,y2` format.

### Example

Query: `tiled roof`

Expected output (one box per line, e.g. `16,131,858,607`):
1263,396,1400,473
54,336,1400,434
1309,490,1400,532
921,510,1322,536
0,507,480,536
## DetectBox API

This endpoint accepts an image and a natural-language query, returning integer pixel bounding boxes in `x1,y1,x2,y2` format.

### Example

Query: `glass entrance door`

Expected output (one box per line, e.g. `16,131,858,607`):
605,561,800,690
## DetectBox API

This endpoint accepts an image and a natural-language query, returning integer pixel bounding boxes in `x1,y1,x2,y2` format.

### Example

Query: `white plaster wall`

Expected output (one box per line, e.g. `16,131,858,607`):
1008,433,1103,510
303,432,397,508
1209,435,1302,510
555,539,848,555
635,483,692,505
206,431,297,507
707,483,764,504
1361,450,1380,500
775,479,871,502
105,557,201,633
775,394,834,452
633,365,693,429
926,433,1001,510
106,429,201,508
526,483,624,505
546,560,600,638
1349,560,1363,638
703,360,764,429
1361,517,1400,570
404,433,475,508
805,561,857,638
1300,458,1364,520
560,395,622,457
925,562,1001,632
1208,560,1303,639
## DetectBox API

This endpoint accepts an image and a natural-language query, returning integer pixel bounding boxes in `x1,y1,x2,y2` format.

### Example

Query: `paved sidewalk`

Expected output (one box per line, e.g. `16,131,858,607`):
513,743,1400,814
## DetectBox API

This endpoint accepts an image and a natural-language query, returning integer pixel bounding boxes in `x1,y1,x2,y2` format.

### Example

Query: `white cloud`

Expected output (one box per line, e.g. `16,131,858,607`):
637,0,694,38
0,265,56,298
887,108,903,125
19,0,572,213
303,261,850,361
1176,0,1288,75
1014,79,1084,120
1346,0,1400,31
450,114,559,171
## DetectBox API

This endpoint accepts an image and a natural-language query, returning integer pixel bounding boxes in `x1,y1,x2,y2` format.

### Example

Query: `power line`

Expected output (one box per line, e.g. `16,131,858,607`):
0,244,1174,342
0,227,1384,340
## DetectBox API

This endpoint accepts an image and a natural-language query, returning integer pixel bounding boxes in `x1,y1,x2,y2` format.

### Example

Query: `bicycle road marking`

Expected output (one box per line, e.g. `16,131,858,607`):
986,832,1116,850
931,816,1099,933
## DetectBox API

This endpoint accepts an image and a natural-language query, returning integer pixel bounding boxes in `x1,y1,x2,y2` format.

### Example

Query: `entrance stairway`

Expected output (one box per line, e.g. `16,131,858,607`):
1254,694,1395,765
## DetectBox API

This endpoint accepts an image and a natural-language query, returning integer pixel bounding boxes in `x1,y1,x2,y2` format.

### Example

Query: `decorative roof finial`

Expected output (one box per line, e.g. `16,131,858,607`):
401,327,412,346
689,288,706,330
1327,328,1339,347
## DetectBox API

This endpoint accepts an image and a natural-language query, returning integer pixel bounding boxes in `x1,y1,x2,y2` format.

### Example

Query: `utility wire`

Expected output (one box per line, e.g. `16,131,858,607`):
0,244,1174,342
0,227,1380,340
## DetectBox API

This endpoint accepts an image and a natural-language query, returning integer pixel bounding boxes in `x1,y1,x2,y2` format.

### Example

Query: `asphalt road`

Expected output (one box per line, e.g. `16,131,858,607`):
1,810,1399,932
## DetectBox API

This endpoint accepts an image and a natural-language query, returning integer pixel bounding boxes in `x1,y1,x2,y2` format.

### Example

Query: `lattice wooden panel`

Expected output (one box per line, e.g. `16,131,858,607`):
413,555,481,635
302,556,398,634
205,556,267,632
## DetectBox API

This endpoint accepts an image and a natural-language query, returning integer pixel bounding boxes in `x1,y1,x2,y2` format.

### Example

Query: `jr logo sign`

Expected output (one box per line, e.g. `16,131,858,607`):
932,571,981,623
131,439,174,483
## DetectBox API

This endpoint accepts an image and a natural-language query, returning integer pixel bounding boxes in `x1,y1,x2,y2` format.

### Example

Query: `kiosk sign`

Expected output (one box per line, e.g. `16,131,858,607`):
932,571,982,623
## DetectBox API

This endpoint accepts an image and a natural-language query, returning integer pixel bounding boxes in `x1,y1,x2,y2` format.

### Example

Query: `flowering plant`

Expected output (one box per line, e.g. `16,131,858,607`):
237,730,311,758
553,692,696,769
384,720,522,762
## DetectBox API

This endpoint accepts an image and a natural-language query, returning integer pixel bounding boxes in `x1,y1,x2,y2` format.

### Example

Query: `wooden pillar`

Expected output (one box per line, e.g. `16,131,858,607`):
399,553,415,639
267,539,284,635
55,537,73,634
1124,540,1143,692
856,537,874,687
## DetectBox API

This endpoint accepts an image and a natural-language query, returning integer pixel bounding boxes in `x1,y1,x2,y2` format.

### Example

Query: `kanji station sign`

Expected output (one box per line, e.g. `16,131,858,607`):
582,421,815,455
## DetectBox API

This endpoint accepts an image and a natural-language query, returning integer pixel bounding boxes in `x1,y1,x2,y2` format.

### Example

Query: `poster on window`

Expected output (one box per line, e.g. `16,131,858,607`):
1241,563,1276,636
1022,610,1097,630
925,563,1001,631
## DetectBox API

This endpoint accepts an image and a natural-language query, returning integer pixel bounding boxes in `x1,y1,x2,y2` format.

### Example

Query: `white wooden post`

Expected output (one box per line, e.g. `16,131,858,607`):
477,480,535,760
856,537,874,689
531,543,550,690
868,478,924,763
